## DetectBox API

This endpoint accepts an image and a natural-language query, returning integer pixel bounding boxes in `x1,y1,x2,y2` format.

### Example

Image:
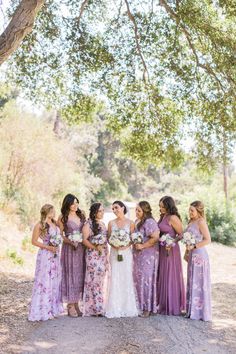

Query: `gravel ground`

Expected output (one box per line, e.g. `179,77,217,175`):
1,242,236,354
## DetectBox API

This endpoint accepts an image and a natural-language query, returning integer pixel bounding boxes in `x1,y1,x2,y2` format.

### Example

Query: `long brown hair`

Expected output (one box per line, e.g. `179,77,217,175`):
61,194,85,231
40,204,56,238
159,196,181,221
136,201,154,230
89,203,102,235
190,200,205,220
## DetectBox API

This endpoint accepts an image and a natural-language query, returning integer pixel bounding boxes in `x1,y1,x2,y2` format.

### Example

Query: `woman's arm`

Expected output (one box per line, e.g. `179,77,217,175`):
169,215,183,241
193,219,211,249
82,223,97,250
31,223,57,253
135,220,160,250
57,215,73,245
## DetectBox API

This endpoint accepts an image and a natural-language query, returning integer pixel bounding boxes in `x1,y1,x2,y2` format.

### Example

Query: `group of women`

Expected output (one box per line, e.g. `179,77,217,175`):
28,194,212,322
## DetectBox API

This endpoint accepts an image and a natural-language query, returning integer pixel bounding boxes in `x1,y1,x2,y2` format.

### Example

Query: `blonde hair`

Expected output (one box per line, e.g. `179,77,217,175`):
40,204,55,238
190,200,205,219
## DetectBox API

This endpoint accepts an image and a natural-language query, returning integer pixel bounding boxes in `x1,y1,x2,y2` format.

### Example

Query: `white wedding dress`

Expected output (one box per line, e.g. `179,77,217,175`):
105,221,139,318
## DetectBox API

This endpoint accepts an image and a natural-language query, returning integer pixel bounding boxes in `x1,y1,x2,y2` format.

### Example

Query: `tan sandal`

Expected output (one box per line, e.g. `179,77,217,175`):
74,303,83,316
67,304,78,317
140,311,150,318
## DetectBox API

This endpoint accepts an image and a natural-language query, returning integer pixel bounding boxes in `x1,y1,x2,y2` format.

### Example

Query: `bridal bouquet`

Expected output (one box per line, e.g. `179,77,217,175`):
182,231,196,247
90,233,107,255
49,233,62,258
109,229,130,261
68,230,83,249
131,231,143,245
159,233,175,256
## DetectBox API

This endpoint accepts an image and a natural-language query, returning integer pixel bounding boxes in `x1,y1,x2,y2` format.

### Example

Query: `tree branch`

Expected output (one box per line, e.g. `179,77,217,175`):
124,0,149,83
159,0,225,91
0,0,45,65
76,0,89,29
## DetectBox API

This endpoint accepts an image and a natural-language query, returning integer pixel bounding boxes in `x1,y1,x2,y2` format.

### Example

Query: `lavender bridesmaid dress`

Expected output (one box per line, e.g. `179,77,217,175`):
133,218,159,313
83,220,109,316
157,215,185,315
61,220,85,303
28,226,64,321
186,222,212,321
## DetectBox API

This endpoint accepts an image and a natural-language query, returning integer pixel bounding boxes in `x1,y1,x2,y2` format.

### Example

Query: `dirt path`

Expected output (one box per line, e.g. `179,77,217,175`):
1,243,236,354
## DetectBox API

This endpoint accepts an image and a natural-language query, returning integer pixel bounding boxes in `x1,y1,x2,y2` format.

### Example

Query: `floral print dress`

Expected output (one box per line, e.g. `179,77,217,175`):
186,221,212,321
28,225,64,321
83,220,109,316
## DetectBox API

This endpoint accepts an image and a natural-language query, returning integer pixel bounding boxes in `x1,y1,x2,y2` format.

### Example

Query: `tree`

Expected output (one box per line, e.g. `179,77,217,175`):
0,0,45,65
1,0,236,172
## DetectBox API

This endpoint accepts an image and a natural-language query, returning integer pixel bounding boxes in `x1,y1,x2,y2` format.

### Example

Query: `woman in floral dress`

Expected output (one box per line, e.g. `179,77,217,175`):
28,204,63,321
185,201,212,321
82,203,109,316
133,201,160,317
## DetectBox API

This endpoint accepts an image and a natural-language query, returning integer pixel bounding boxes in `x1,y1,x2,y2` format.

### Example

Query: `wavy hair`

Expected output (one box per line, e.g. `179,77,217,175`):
159,196,181,220
89,203,102,235
61,194,85,231
40,204,56,238
136,201,154,230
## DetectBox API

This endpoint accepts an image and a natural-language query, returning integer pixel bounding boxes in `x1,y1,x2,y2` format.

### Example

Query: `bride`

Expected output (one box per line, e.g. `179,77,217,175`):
105,200,139,318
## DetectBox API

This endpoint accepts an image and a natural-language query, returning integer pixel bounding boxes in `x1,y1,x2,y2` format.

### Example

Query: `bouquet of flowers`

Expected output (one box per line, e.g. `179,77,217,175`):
90,233,107,255
182,231,196,247
109,229,130,261
68,230,83,249
49,233,62,258
159,233,175,256
131,231,143,245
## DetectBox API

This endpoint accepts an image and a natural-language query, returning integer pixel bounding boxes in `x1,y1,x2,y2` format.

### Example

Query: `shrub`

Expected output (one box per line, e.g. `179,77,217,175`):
6,249,24,265
206,207,236,246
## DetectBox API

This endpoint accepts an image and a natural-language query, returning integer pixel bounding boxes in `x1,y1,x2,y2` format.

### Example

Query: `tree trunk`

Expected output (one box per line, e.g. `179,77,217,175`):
223,162,228,202
222,131,228,203
0,0,45,65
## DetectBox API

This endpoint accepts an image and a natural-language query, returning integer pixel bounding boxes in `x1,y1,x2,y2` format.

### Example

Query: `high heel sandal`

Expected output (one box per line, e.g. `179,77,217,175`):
74,303,83,317
140,311,150,318
67,304,78,317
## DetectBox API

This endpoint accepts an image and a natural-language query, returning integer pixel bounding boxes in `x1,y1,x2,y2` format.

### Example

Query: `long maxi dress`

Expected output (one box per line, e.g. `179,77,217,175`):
157,215,185,315
133,218,159,313
83,220,109,316
28,225,64,321
61,220,85,305
186,221,212,321
105,221,139,318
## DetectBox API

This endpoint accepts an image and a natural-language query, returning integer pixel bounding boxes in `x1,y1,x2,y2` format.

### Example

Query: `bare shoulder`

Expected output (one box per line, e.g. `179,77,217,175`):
57,214,63,222
34,222,41,230
198,218,207,227
169,215,181,223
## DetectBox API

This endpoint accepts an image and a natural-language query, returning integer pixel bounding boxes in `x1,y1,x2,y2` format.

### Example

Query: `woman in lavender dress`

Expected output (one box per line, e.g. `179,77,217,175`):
28,204,63,321
133,201,160,317
185,201,212,321
82,203,109,316
157,196,185,316
58,194,86,317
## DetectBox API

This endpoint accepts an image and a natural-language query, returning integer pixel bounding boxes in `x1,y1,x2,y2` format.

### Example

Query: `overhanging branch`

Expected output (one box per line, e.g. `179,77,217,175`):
0,0,45,65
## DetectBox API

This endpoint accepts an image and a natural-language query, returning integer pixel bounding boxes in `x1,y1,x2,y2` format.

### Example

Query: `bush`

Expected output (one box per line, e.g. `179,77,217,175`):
6,249,24,265
206,207,236,246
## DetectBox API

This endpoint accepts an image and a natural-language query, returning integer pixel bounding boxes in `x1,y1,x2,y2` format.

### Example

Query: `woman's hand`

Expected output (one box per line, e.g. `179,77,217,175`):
135,244,143,251
96,245,103,253
47,245,58,254
186,245,194,251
